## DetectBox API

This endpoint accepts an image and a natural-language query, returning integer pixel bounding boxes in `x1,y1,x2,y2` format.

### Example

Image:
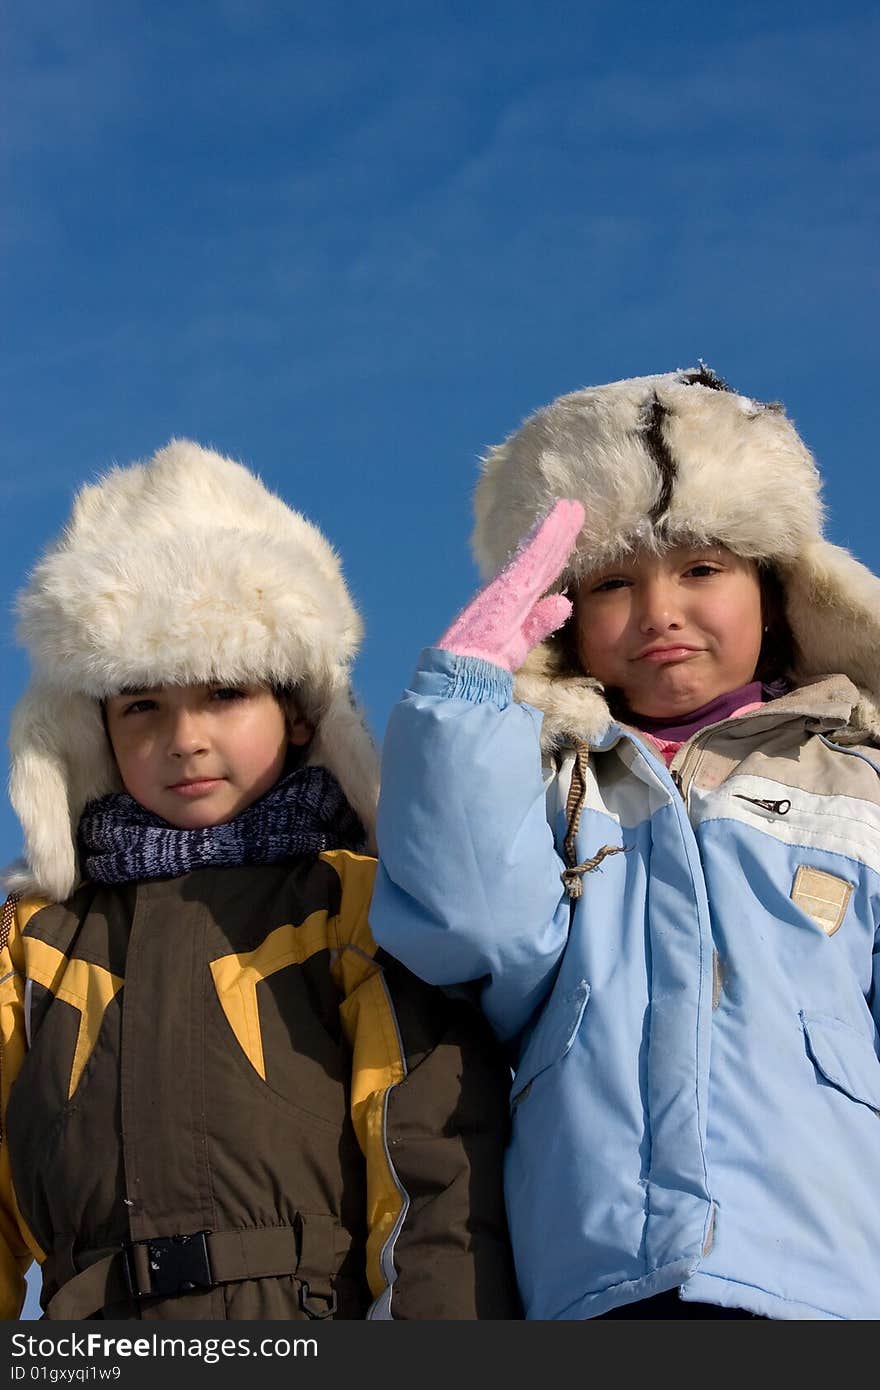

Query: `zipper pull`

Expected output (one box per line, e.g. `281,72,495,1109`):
671,769,684,797
733,793,791,815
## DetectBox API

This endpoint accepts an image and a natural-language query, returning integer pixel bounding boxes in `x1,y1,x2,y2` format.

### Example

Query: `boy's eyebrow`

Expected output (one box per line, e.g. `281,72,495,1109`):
113,685,160,697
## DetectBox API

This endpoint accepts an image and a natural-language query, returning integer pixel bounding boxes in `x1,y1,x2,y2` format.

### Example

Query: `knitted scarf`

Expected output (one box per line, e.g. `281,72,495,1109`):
78,765,366,885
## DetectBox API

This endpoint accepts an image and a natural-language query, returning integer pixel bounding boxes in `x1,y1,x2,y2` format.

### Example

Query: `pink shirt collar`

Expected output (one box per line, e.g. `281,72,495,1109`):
626,681,767,767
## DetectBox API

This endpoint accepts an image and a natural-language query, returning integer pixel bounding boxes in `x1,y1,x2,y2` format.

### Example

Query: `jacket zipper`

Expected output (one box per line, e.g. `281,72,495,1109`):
669,739,706,808
662,723,793,1016
667,707,802,807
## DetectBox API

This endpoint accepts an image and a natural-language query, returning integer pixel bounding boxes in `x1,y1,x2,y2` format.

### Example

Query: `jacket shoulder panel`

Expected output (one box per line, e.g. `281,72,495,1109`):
319,850,377,961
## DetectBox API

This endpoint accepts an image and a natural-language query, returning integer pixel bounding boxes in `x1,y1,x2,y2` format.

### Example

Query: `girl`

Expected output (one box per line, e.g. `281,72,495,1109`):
372,366,880,1320
0,439,518,1320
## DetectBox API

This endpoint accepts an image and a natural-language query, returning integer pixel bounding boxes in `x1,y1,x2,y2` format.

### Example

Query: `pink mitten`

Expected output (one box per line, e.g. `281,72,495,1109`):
439,498,586,672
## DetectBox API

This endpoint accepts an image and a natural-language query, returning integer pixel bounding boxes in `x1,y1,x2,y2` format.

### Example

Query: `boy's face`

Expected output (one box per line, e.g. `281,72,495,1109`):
574,543,764,719
104,683,312,828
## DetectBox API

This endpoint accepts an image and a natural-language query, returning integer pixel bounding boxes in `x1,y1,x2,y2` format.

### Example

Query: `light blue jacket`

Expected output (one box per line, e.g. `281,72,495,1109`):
372,648,880,1320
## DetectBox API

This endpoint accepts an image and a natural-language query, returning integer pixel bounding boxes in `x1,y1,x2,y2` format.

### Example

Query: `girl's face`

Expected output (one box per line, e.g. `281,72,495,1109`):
574,544,764,719
104,683,313,828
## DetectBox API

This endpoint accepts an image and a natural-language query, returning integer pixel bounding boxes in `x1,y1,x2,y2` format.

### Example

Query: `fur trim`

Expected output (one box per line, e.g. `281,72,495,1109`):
9,440,379,898
303,685,379,854
474,369,822,580
17,439,362,702
785,541,880,698
480,369,880,744
513,643,610,750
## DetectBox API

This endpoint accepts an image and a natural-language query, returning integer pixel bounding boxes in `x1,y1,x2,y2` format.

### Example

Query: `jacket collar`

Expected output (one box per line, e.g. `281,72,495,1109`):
514,646,880,755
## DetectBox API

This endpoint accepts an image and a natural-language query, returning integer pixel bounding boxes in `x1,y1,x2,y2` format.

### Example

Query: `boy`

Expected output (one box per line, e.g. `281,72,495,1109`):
0,439,518,1320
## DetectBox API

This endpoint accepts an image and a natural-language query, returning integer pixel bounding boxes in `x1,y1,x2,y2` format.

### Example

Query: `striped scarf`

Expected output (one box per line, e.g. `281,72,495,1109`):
78,765,365,885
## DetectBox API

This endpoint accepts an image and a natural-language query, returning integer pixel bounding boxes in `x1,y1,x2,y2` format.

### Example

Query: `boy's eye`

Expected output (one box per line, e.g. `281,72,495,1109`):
121,699,157,716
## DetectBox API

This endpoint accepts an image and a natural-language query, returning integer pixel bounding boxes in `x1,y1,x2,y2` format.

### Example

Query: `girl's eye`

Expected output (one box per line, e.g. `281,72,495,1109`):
590,576,630,593
685,563,722,578
211,687,246,702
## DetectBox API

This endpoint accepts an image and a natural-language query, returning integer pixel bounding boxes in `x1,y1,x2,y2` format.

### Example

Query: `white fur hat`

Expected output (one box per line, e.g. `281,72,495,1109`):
473,366,880,744
8,439,379,900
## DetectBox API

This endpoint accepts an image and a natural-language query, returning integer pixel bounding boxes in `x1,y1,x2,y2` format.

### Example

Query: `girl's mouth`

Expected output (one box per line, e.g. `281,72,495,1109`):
637,645,700,664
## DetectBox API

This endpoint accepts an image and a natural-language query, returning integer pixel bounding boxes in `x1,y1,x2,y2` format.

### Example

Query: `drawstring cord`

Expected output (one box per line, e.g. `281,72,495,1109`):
561,740,626,899
562,844,628,899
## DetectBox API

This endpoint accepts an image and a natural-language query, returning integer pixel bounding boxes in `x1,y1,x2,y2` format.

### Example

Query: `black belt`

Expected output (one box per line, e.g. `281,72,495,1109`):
44,1215,344,1319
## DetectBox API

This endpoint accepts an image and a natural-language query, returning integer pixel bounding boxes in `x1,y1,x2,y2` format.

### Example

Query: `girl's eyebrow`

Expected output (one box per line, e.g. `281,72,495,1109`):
115,685,160,697
681,547,727,562
587,563,633,580
679,539,726,554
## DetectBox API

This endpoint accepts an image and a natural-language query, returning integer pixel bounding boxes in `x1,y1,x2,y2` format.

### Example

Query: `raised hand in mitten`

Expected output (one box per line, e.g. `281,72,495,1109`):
438,498,585,673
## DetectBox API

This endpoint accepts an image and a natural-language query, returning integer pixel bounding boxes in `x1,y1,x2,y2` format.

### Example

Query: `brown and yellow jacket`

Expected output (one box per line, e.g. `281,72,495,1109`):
0,851,519,1320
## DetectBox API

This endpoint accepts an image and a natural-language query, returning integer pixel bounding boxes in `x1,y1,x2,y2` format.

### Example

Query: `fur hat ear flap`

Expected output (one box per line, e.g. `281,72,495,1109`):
306,684,380,853
784,540,880,705
7,686,120,901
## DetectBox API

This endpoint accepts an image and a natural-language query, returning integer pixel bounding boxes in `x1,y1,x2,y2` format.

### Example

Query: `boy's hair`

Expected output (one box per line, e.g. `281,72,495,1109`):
8,440,378,900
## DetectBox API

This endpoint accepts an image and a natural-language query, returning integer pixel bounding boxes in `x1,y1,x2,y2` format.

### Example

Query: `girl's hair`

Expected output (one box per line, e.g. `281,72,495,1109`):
755,563,796,688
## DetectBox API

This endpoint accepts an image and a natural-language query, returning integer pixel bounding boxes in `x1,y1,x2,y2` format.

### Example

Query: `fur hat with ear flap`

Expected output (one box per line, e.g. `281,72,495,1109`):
472,364,880,747
7,439,379,902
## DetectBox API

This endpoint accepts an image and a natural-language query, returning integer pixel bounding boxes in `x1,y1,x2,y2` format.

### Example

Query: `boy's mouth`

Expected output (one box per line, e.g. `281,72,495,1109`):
167,777,226,796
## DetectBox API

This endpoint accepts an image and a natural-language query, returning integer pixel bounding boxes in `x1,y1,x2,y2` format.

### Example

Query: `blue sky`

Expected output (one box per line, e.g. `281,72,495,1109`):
3,0,878,1318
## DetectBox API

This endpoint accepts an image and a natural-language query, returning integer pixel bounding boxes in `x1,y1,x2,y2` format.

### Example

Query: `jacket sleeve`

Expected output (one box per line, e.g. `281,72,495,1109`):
371,647,571,1042
327,851,520,1320
0,896,44,1319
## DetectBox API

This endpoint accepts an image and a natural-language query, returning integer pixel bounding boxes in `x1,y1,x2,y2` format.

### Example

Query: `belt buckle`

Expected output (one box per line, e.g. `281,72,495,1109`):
122,1231,213,1299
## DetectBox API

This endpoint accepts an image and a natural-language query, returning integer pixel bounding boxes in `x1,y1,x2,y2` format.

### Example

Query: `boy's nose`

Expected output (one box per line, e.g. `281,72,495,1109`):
167,711,208,756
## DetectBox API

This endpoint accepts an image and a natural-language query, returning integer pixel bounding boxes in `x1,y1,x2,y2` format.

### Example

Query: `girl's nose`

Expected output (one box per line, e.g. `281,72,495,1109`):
637,578,684,633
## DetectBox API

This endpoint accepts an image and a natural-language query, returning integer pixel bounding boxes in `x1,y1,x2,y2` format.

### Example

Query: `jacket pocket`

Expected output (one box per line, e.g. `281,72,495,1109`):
800,1011,880,1114
510,980,590,1110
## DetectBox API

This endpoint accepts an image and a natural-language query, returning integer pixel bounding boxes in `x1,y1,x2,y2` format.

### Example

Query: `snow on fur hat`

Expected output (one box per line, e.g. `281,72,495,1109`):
8,439,379,900
473,365,880,744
